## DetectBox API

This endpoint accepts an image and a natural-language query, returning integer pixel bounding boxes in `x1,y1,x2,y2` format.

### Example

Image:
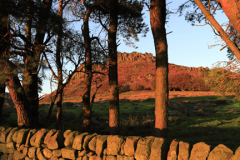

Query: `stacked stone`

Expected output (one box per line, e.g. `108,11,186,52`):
0,125,239,160
167,139,240,160
0,126,168,160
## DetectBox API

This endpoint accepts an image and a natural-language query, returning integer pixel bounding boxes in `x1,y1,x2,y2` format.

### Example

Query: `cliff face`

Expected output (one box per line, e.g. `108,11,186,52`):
118,52,155,64
117,52,209,71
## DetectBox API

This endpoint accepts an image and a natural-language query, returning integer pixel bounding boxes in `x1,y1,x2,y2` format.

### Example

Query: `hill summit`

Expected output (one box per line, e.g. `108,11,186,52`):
40,52,210,103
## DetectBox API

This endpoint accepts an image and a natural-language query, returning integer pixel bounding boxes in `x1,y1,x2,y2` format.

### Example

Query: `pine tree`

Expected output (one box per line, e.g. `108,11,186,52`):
150,0,169,138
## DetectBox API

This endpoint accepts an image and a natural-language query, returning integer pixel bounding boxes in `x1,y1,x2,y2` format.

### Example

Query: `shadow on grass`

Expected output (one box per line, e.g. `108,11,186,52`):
2,95,240,152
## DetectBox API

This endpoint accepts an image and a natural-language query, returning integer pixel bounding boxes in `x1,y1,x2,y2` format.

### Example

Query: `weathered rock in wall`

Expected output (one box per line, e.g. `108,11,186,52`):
0,126,238,160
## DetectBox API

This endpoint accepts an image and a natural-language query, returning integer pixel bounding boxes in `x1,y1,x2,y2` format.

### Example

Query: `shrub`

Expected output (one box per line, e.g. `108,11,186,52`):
188,72,210,91
203,67,240,98
130,82,144,91
168,72,193,91
119,84,131,93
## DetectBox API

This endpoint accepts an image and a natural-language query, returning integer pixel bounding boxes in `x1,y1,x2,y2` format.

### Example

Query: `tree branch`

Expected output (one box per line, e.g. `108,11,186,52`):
194,0,240,59
43,52,58,80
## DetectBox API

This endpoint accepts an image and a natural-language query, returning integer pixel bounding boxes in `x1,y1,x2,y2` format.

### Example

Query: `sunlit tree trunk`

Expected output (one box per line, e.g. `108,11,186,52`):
82,7,92,133
6,74,35,128
150,0,169,138
0,3,35,128
108,0,119,135
56,0,64,131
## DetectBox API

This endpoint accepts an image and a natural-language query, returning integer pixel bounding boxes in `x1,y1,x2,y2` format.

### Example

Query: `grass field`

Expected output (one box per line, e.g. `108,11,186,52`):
1,91,240,151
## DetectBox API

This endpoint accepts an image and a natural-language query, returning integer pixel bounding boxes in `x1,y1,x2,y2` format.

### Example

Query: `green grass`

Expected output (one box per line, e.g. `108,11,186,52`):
167,96,240,151
2,95,240,151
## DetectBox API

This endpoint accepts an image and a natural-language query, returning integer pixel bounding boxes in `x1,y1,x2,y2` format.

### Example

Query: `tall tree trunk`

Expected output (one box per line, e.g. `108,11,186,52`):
29,0,53,127
0,6,8,123
82,7,92,133
56,86,63,130
21,0,53,128
150,0,169,138
0,84,5,122
6,75,35,128
22,0,39,126
55,0,64,131
0,4,35,128
23,73,39,126
108,0,119,135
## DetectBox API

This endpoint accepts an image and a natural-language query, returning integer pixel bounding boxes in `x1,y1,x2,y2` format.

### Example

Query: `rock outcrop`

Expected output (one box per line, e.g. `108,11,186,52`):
118,52,155,64
40,52,211,103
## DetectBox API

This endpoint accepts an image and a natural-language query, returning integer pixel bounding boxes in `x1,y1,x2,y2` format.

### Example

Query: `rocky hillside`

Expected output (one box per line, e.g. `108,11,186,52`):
40,52,210,103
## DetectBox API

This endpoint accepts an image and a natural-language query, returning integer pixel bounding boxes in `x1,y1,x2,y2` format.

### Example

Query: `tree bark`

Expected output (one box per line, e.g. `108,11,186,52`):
22,0,53,128
0,3,35,128
22,73,39,126
6,75,35,128
55,0,64,131
82,6,92,133
150,0,169,138
194,0,240,60
0,6,8,123
217,0,240,33
0,84,5,122
108,0,119,135
56,86,64,130
22,0,38,126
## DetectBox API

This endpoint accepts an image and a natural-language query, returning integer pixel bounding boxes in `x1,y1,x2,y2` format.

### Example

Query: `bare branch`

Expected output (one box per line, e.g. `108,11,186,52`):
144,2,150,11
91,36,108,56
43,52,58,80
98,10,109,31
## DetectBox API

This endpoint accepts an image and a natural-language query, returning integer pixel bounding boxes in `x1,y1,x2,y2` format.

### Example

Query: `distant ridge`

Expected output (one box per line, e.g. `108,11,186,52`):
71,52,209,80
118,52,208,71
37,52,210,103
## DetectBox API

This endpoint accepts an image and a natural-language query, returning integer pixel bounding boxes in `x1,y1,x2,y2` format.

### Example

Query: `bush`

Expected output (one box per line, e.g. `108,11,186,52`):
130,82,144,91
191,73,210,91
203,67,240,97
168,72,193,91
119,84,130,93
168,71,210,91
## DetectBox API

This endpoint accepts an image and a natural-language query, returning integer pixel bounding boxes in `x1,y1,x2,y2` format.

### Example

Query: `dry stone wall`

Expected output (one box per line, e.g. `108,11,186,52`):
0,126,239,160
